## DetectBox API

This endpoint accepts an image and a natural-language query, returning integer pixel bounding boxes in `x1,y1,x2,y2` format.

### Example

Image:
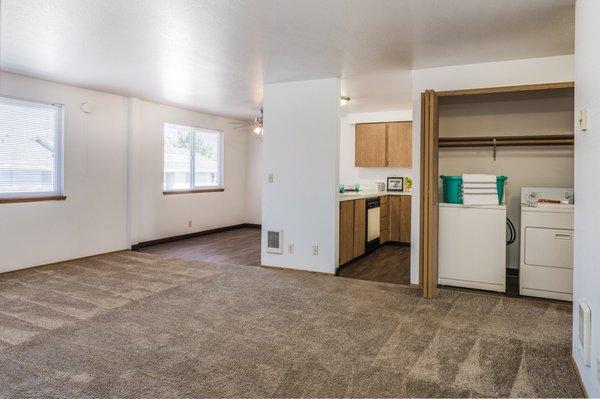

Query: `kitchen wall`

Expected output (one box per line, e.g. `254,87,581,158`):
128,99,249,245
262,78,340,274
411,54,574,285
0,71,256,272
572,0,600,395
438,90,574,269
0,71,128,272
339,110,413,190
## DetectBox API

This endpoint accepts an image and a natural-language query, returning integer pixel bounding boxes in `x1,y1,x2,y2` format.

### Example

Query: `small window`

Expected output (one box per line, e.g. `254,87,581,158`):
163,123,223,192
0,96,64,199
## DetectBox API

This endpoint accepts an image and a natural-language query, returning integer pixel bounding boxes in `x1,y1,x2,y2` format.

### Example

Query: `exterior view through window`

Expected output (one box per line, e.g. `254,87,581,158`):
0,96,63,199
163,123,222,191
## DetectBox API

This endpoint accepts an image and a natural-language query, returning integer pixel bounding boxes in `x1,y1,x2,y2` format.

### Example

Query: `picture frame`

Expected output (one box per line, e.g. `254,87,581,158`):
387,177,404,192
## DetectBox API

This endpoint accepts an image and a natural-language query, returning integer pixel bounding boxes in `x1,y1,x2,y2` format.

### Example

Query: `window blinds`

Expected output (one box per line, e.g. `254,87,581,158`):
0,96,63,197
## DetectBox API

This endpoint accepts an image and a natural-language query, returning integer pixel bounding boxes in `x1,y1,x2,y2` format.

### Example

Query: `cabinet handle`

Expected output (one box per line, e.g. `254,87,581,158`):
554,233,572,240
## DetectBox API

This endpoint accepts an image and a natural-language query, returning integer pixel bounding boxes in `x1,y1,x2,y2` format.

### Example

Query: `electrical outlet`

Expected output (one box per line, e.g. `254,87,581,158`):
187,220,192,227
312,245,319,255
267,173,274,183
288,244,294,254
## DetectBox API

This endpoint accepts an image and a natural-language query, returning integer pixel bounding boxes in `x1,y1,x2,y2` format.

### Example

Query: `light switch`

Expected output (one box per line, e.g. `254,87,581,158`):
268,173,274,183
578,109,588,132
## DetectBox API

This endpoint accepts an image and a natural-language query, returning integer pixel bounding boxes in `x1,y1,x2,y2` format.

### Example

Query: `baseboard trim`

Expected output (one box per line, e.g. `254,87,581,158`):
131,223,261,250
569,355,589,398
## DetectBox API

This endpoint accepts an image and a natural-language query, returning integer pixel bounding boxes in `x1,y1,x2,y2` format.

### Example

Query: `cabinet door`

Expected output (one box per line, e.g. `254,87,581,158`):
387,122,412,167
355,123,386,167
353,199,366,258
339,201,354,265
390,196,402,242
400,195,411,242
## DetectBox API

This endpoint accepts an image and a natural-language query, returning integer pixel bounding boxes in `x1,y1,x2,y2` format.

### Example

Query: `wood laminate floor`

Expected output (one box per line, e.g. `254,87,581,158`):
338,245,411,286
140,227,261,266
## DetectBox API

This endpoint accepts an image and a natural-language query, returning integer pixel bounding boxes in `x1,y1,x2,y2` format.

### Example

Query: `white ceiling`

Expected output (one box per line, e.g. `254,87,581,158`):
1,0,574,119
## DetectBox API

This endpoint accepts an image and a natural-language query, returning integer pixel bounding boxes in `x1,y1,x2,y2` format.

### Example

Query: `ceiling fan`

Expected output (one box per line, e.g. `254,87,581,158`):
231,108,263,140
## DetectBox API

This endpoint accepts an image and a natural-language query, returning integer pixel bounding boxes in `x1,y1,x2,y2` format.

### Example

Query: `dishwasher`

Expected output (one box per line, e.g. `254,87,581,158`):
366,197,381,252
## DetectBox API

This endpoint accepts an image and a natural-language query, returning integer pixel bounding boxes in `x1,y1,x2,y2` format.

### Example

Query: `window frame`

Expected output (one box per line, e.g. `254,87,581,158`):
162,123,224,195
0,95,65,203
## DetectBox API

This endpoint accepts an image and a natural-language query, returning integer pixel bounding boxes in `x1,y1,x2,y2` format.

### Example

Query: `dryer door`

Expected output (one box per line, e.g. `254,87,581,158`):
525,227,573,268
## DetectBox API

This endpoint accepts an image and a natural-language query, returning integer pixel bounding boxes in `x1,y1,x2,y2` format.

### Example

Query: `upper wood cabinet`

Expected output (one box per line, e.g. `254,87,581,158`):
355,122,412,168
387,122,412,167
355,123,386,167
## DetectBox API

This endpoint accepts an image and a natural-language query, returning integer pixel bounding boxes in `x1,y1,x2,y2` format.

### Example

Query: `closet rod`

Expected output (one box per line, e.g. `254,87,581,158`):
439,134,574,148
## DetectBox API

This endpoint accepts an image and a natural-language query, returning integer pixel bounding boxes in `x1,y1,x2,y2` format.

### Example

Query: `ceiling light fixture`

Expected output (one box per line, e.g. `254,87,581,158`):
340,96,350,106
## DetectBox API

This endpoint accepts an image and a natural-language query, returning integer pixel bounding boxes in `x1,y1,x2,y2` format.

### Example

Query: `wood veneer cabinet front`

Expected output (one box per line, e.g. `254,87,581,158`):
353,198,366,258
390,195,411,243
387,122,412,167
339,200,355,265
355,122,412,167
355,123,386,167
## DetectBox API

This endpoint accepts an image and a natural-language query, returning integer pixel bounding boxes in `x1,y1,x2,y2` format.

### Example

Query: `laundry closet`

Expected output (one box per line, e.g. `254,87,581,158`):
423,83,575,300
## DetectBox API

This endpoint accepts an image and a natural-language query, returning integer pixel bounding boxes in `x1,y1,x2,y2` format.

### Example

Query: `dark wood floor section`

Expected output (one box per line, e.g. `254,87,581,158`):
338,245,411,286
140,227,261,266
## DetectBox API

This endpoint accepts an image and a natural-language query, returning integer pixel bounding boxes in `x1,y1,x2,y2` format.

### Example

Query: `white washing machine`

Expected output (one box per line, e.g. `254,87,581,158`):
520,187,574,301
438,203,507,292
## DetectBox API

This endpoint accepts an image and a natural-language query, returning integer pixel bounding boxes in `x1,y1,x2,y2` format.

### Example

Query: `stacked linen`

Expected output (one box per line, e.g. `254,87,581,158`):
462,174,498,206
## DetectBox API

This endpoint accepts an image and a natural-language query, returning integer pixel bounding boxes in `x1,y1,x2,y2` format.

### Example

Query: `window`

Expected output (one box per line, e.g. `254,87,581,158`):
0,96,64,200
163,123,223,192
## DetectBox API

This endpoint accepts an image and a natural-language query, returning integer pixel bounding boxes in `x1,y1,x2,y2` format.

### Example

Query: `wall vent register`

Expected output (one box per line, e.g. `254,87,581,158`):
266,230,283,254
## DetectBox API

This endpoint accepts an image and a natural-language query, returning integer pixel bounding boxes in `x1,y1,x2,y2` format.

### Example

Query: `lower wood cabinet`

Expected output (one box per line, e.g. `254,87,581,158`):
353,198,366,258
390,195,411,243
339,200,355,265
340,195,411,266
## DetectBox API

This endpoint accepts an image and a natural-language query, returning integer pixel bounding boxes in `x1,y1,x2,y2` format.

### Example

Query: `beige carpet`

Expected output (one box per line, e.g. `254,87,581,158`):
0,251,582,398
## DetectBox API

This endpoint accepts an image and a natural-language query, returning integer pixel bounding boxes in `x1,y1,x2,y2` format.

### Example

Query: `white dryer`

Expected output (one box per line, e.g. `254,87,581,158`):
519,187,574,301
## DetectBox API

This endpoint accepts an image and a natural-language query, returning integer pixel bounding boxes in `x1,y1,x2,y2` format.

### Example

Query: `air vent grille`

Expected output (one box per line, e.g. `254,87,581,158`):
267,230,283,254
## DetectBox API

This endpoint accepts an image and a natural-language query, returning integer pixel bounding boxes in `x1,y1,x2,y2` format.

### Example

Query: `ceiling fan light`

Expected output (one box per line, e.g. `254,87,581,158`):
340,96,350,106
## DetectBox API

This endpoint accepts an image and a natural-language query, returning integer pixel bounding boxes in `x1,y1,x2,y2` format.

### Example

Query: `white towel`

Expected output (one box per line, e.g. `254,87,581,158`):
463,182,497,189
463,194,499,206
462,173,498,205
462,174,496,183
463,188,497,195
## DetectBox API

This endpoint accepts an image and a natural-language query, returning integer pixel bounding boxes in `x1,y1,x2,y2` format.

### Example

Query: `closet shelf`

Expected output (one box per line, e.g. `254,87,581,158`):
439,134,574,148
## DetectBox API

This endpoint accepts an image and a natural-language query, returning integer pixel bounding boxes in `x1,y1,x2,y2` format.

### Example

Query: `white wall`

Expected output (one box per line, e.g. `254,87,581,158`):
340,110,413,190
572,1,600,395
245,133,262,224
410,54,574,284
128,99,249,244
262,78,340,274
0,72,128,272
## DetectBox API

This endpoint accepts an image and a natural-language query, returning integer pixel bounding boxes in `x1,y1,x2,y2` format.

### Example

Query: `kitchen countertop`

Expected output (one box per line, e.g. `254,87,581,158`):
339,191,412,202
